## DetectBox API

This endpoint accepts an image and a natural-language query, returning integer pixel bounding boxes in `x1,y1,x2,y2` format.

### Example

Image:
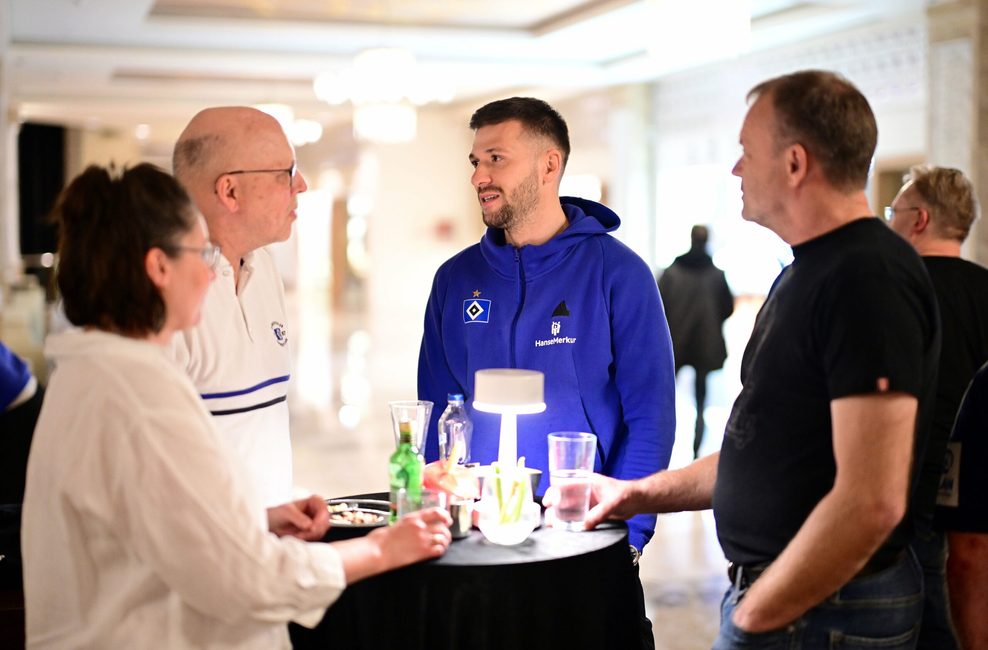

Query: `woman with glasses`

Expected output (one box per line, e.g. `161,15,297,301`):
21,163,451,649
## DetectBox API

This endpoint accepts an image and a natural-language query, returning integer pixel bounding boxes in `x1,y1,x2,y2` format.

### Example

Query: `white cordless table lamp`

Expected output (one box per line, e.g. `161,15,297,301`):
472,369,546,466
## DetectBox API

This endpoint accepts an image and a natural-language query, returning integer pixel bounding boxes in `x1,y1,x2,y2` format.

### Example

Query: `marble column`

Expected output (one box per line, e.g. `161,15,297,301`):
927,0,988,263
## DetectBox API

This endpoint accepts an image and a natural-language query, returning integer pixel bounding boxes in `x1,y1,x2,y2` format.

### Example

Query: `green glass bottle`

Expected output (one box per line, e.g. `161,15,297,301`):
388,419,424,523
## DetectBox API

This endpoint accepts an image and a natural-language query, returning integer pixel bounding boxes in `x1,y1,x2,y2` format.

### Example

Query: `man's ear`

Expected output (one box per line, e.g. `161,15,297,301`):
913,207,931,235
543,149,563,185
785,143,808,187
145,247,171,290
214,174,240,212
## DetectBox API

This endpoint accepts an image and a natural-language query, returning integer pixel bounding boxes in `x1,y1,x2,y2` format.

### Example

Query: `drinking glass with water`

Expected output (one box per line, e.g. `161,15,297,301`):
547,432,597,531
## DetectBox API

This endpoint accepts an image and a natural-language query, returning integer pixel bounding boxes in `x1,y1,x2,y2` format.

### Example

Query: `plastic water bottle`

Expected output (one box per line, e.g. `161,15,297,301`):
437,393,472,465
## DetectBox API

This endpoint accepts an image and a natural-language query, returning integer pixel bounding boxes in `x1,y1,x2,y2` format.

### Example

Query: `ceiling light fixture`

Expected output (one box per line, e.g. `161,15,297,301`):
253,103,323,147
314,48,454,144
647,0,751,71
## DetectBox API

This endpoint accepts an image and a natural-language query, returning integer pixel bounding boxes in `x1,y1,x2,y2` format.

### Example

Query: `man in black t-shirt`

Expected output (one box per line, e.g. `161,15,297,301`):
887,165,988,650
546,70,940,649
936,361,988,649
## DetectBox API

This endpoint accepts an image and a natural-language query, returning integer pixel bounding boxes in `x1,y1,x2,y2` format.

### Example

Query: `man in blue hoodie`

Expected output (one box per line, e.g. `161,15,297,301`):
418,97,676,648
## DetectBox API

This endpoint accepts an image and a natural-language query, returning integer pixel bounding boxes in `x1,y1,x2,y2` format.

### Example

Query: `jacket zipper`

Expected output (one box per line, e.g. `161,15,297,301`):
510,247,526,368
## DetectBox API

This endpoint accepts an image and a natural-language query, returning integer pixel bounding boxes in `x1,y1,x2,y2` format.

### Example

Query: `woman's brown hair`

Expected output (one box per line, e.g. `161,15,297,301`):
52,163,195,336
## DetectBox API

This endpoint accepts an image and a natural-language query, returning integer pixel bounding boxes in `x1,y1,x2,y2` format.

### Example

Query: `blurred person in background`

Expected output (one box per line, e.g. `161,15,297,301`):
658,224,735,458
886,164,988,649
21,163,451,649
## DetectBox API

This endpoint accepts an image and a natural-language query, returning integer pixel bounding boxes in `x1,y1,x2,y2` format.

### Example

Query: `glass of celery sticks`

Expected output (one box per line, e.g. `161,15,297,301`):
476,459,540,545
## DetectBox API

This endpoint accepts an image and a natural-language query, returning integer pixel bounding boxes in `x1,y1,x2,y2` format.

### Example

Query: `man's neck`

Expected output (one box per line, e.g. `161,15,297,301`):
504,200,569,248
211,232,247,289
915,238,962,257
783,189,874,246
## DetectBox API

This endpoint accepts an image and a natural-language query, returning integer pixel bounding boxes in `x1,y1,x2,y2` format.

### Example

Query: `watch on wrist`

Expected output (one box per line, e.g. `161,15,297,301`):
629,545,641,566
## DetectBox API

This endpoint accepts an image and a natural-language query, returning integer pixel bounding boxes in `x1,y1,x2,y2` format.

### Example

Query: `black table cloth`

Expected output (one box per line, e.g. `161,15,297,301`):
289,492,641,650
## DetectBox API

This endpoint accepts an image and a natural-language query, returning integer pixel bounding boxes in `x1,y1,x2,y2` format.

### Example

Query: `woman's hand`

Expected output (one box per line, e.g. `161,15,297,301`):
267,494,331,541
370,507,453,570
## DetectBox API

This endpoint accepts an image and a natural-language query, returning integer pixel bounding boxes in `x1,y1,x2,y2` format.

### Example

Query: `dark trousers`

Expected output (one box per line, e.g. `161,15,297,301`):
675,365,709,459
911,524,959,650
633,564,655,650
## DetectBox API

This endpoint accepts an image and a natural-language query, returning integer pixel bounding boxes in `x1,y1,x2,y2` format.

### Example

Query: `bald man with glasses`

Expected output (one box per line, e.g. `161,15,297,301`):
170,107,320,533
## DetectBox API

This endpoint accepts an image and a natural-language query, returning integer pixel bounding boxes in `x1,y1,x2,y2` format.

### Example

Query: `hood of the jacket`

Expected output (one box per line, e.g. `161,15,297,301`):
479,196,620,279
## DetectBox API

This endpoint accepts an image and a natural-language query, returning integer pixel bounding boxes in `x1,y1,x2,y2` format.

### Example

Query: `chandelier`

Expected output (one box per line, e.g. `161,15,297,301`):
254,103,323,147
314,48,454,144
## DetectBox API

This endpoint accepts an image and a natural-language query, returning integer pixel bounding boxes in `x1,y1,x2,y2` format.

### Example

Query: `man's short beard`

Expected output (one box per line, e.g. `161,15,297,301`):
483,203,518,230
481,169,540,232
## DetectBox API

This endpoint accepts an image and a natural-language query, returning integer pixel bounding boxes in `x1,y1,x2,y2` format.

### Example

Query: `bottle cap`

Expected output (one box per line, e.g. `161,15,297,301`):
398,419,413,443
448,393,464,401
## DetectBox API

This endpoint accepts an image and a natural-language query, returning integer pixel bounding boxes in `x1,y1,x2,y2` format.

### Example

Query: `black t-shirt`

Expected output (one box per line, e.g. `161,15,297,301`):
914,258,988,529
936,360,988,533
713,218,940,566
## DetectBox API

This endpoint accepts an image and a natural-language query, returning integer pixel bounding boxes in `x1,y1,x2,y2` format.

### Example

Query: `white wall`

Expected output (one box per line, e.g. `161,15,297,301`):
364,105,478,399
66,127,143,176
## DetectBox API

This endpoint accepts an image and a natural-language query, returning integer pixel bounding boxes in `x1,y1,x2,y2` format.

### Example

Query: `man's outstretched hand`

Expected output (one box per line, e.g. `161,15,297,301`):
543,473,641,530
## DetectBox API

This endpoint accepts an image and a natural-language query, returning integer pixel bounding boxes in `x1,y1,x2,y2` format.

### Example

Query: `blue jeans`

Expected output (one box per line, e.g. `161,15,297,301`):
713,552,922,649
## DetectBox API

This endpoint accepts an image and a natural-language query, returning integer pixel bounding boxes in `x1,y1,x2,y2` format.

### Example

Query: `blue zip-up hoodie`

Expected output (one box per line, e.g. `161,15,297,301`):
418,197,676,551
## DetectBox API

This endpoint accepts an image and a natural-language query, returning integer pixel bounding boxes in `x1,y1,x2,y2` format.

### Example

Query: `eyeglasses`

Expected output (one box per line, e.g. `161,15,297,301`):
215,162,297,185
883,206,920,222
163,243,222,268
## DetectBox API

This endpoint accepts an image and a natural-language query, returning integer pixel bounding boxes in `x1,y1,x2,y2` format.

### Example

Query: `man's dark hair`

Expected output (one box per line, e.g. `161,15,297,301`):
690,225,709,250
52,163,196,336
173,133,220,187
748,70,877,192
469,97,571,168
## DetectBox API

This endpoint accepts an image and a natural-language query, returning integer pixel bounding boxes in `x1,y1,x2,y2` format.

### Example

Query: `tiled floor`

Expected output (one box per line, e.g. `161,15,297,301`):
287,288,761,650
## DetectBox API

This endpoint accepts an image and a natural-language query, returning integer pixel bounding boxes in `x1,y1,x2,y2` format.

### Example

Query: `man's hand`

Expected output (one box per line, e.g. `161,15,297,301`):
543,473,640,530
543,455,718,531
267,494,331,541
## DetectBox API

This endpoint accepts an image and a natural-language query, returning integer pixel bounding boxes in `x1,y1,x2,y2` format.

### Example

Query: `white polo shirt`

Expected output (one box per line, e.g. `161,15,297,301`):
171,248,293,507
